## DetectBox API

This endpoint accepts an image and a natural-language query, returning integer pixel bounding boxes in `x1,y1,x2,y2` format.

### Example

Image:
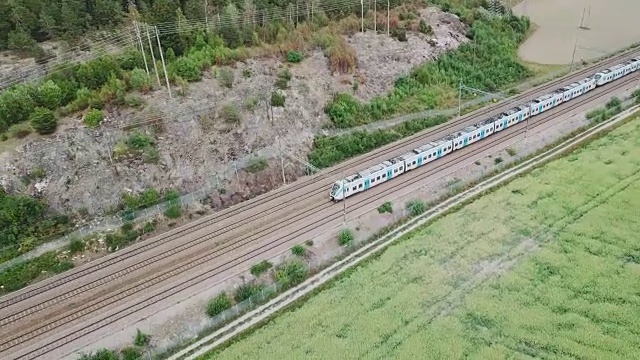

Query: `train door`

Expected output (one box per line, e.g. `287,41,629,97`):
364,178,370,189
503,118,508,129
417,156,423,167
463,136,468,147
539,104,543,113
386,168,392,179
518,113,523,122
437,147,442,158
480,129,485,139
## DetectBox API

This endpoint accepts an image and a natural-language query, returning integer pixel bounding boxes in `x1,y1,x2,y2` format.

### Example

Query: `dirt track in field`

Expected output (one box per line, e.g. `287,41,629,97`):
514,0,640,65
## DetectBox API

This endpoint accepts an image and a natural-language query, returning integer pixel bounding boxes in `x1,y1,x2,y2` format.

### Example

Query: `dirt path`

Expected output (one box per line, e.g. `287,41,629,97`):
514,0,640,65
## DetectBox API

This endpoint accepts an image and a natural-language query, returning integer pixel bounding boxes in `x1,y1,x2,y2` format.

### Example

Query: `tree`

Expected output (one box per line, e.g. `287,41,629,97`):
91,0,124,29
58,0,87,38
29,107,57,134
36,80,63,110
0,85,35,131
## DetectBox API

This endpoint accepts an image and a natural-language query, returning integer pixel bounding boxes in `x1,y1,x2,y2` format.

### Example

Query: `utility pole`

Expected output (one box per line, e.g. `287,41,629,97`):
154,26,172,98
145,24,162,87
570,36,579,72
134,21,150,74
387,0,390,38
361,0,364,33
204,0,209,32
342,175,347,224
374,0,377,33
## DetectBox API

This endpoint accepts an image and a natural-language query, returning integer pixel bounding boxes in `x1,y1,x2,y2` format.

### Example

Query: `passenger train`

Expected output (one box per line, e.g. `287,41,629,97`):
330,56,640,201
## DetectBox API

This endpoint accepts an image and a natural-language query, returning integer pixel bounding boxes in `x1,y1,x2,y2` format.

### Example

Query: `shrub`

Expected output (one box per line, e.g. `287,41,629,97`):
234,282,264,302
218,67,234,88
128,68,152,93
246,157,267,173
338,229,354,246
506,148,517,156
142,221,155,233
164,204,182,219
36,80,63,110
270,92,285,107
133,328,150,346
0,85,35,131
205,293,232,317
123,188,160,210
291,244,306,256
274,260,308,288
219,104,241,124
287,50,303,63
8,123,32,138
407,199,426,216
78,348,120,360
126,132,154,149
494,157,503,164
0,252,74,293
377,201,393,214
68,238,85,254
418,19,433,35
124,94,146,108
275,68,292,89
251,260,273,276
121,347,142,360
99,74,127,105
29,107,57,135
84,108,104,128
164,189,180,203
170,57,202,82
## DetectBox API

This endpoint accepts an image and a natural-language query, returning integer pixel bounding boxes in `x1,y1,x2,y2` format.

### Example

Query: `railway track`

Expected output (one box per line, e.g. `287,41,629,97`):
2,48,638,317
3,70,637,360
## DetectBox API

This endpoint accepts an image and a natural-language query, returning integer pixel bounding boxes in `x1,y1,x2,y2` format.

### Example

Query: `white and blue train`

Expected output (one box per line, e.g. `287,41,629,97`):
330,56,640,201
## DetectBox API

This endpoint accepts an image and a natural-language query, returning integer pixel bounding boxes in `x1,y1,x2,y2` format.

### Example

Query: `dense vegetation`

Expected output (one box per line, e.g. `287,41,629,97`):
325,12,532,128
308,115,448,168
0,188,72,263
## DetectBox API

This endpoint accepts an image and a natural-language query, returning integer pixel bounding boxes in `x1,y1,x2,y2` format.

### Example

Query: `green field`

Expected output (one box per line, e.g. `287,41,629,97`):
203,118,640,360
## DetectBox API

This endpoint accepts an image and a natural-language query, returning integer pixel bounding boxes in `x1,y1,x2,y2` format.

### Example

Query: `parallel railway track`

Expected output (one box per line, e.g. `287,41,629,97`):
1,49,639,360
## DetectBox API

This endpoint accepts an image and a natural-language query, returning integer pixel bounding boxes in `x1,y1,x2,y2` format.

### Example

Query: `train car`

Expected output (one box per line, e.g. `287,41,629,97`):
413,138,454,165
595,64,625,86
580,77,597,94
489,114,506,133
398,151,421,171
529,93,556,116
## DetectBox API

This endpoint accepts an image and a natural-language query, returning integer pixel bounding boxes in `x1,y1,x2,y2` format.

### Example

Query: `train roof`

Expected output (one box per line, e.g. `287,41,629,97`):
462,124,480,133
398,151,418,160
413,143,435,154
633,56,640,62
478,118,495,126
502,107,522,115
532,93,554,102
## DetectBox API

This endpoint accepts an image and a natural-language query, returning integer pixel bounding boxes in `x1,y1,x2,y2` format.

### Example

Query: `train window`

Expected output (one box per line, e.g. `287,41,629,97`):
428,154,431,158
413,161,416,165
359,184,363,188
352,187,356,191
371,179,375,183
377,176,380,180
382,174,386,178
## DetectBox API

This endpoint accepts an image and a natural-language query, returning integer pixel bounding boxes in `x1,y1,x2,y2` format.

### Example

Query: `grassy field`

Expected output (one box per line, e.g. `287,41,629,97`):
202,116,640,360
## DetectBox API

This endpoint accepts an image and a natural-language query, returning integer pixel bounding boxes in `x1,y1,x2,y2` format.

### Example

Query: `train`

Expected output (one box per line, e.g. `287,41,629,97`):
329,56,640,201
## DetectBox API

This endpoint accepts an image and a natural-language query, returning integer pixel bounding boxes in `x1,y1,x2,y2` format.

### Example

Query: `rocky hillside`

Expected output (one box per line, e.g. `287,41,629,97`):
0,7,468,216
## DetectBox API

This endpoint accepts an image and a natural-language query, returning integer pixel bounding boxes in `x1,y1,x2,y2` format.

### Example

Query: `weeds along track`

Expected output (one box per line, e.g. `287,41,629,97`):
2,49,637,316
3,73,636,360
2,49,637,321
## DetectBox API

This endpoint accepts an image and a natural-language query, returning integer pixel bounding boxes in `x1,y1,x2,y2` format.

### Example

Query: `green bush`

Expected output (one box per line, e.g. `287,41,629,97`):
220,104,241,124
407,199,426,216
170,57,202,82
128,68,152,93
84,108,104,128
287,50,303,63
126,132,154,149
270,92,286,107
68,238,85,254
308,115,449,168
0,85,35,131
206,293,232,317
246,157,267,173
76,56,121,90
8,123,33,138
0,252,73,293
338,229,354,246
121,346,142,360
218,67,234,88
378,201,393,214
36,80,63,110
164,204,182,219
164,189,180,203
78,348,120,360
251,260,273,277
29,107,58,135
133,328,150,346
291,244,306,256
234,282,264,302
324,15,531,128
275,68,292,90
274,260,308,288
123,188,160,210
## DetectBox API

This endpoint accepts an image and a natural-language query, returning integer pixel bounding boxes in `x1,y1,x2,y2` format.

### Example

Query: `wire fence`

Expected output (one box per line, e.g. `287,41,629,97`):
150,282,282,358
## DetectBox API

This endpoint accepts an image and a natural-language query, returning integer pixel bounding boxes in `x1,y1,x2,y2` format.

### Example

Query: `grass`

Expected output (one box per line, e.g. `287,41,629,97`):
200,117,640,359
